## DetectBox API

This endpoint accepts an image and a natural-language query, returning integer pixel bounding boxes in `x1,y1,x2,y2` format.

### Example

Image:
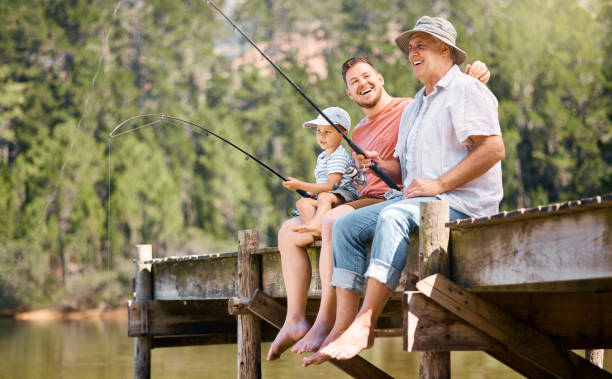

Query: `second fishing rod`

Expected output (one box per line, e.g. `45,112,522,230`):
206,0,400,192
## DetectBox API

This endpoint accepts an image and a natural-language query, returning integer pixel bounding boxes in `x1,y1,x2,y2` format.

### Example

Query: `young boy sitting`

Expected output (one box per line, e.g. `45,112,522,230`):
282,107,360,237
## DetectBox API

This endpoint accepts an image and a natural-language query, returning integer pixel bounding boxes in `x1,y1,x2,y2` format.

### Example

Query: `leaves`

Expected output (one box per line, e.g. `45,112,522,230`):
0,0,610,310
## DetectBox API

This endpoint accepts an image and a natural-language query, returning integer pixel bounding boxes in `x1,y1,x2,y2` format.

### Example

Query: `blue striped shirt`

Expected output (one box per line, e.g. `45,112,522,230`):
314,145,358,196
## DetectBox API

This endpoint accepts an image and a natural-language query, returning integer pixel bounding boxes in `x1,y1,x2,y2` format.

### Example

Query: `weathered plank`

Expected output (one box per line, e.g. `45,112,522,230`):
153,255,237,300
417,274,612,378
450,206,612,288
153,233,419,300
404,291,612,350
404,291,502,352
128,300,236,337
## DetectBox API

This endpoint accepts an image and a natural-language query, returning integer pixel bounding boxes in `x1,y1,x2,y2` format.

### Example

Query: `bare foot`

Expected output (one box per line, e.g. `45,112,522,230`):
302,325,344,367
266,318,311,361
291,320,332,354
319,311,374,360
303,350,331,367
292,221,322,237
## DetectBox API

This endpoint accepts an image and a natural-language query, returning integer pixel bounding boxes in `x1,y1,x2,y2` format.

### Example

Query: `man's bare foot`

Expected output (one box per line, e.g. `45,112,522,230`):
292,220,322,237
291,320,332,354
318,311,374,360
266,318,310,361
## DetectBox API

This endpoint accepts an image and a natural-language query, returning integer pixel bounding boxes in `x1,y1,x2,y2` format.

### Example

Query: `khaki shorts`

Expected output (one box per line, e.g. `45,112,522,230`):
329,186,359,204
344,196,385,210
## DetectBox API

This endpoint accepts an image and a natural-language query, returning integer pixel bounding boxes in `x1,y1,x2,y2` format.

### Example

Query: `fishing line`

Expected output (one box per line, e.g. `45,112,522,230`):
205,0,400,191
40,0,124,235
108,114,311,196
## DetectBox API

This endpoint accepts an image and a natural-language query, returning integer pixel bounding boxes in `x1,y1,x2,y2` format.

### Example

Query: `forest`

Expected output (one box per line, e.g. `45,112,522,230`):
0,0,610,313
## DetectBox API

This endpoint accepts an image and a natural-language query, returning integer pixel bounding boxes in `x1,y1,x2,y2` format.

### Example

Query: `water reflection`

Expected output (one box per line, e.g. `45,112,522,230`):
5,318,601,378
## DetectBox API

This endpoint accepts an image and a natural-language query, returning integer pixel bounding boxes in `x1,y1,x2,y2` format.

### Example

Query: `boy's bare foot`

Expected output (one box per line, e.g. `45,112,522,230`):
266,318,311,361
292,221,322,237
291,320,332,354
302,325,344,367
302,350,331,366
318,311,374,360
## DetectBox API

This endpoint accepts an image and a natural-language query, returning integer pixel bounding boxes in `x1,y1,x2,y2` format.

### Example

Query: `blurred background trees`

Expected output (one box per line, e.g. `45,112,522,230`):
0,0,609,312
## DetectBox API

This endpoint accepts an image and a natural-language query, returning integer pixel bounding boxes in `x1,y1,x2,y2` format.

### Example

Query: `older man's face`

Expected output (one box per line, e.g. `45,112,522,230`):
408,32,451,82
344,62,384,109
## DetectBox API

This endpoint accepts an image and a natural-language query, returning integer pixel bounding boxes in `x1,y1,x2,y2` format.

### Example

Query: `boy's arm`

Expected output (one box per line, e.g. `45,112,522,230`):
282,173,342,194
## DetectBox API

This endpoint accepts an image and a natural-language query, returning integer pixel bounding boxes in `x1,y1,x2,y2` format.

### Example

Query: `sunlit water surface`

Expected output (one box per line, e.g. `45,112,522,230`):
2,317,606,378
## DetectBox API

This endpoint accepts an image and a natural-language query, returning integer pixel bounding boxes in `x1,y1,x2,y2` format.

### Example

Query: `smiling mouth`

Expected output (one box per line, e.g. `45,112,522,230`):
360,88,373,95
413,60,423,66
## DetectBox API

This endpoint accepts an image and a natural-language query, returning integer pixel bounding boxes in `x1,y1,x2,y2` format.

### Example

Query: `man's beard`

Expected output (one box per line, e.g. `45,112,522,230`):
355,89,382,109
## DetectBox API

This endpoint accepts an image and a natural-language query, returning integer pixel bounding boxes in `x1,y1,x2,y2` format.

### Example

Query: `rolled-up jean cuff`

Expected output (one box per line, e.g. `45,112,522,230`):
330,267,366,293
365,258,402,290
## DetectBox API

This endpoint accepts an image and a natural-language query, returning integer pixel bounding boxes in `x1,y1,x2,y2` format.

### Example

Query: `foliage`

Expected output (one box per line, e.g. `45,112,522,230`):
0,0,609,310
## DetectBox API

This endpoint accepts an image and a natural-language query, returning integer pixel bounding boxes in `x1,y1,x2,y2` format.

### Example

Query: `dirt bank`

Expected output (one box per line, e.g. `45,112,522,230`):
14,307,127,322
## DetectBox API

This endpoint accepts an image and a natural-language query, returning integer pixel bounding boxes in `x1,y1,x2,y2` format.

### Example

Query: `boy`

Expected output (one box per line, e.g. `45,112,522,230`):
282,107,360,237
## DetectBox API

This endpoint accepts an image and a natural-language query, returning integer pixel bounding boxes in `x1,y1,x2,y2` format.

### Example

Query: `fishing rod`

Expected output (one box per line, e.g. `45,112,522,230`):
206,0,400,191
109,114,312,198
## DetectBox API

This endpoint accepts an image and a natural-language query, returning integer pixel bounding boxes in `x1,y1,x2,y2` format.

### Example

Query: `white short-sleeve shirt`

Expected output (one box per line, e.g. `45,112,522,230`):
394,65,503,218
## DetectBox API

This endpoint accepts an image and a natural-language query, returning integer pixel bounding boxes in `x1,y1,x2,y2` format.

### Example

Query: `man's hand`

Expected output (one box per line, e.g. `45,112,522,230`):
352,150,380,169
282,177,304,191
465,60,491,84
402,178,444,199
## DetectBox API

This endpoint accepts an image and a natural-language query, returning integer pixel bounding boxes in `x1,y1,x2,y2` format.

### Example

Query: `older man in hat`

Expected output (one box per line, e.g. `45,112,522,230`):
304,16,505,365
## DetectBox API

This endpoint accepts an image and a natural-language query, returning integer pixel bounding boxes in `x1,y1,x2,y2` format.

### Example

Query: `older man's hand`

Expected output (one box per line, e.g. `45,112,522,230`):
402,178,444,199
465,60,491,84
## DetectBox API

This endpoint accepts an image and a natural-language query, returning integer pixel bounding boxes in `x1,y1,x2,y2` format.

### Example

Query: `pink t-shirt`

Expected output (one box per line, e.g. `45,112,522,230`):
352,97,412,198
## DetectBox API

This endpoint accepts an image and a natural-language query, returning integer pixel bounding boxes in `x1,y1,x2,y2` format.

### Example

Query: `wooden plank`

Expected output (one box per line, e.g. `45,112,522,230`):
485,348,555,379
404,291,612,350
405,292,554,377
417,274,612,378
478,292,612,348
450,207,612,288
128,299,236,337
247,289,393,379
404,291,502,352
152,255,237,300
447,194,611,229
236,230,261,379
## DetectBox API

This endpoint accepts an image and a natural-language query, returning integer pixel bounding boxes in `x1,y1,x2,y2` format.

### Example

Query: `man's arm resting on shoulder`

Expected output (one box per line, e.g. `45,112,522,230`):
403,135,505,198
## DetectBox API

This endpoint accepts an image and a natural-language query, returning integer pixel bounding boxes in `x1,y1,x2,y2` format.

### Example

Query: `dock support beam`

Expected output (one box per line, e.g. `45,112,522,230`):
237,230,261,379
134,244,153,379
418,201,451,379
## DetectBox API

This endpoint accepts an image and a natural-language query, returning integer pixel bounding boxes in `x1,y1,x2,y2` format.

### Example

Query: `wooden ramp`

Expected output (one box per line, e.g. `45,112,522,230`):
129,194,612,378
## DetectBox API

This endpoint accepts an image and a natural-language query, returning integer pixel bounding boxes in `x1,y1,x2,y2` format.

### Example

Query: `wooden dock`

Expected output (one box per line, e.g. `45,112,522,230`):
128,194,612,378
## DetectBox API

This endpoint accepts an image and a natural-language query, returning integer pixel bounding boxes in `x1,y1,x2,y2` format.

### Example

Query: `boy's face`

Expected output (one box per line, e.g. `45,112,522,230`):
316,124,344,151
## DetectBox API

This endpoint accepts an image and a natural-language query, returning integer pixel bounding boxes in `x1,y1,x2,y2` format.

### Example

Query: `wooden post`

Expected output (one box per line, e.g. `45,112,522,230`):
236,230,261,379
586,349,604,368
134,244,153,379
418,201,451,379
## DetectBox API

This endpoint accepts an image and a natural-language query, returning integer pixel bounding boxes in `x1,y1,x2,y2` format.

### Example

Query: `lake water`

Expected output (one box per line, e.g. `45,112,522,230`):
1,317,607,378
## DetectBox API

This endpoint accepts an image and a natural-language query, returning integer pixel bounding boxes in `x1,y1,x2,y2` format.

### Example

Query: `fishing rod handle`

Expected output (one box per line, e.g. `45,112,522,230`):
349,139,400,191
296,189,312,198
369,162,400,191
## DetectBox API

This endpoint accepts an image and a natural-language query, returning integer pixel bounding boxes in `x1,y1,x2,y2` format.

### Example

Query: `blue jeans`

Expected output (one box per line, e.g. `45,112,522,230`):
330,197,468,292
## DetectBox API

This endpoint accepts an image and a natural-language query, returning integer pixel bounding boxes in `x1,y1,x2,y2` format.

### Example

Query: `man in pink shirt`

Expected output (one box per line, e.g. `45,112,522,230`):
267,56,490,361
